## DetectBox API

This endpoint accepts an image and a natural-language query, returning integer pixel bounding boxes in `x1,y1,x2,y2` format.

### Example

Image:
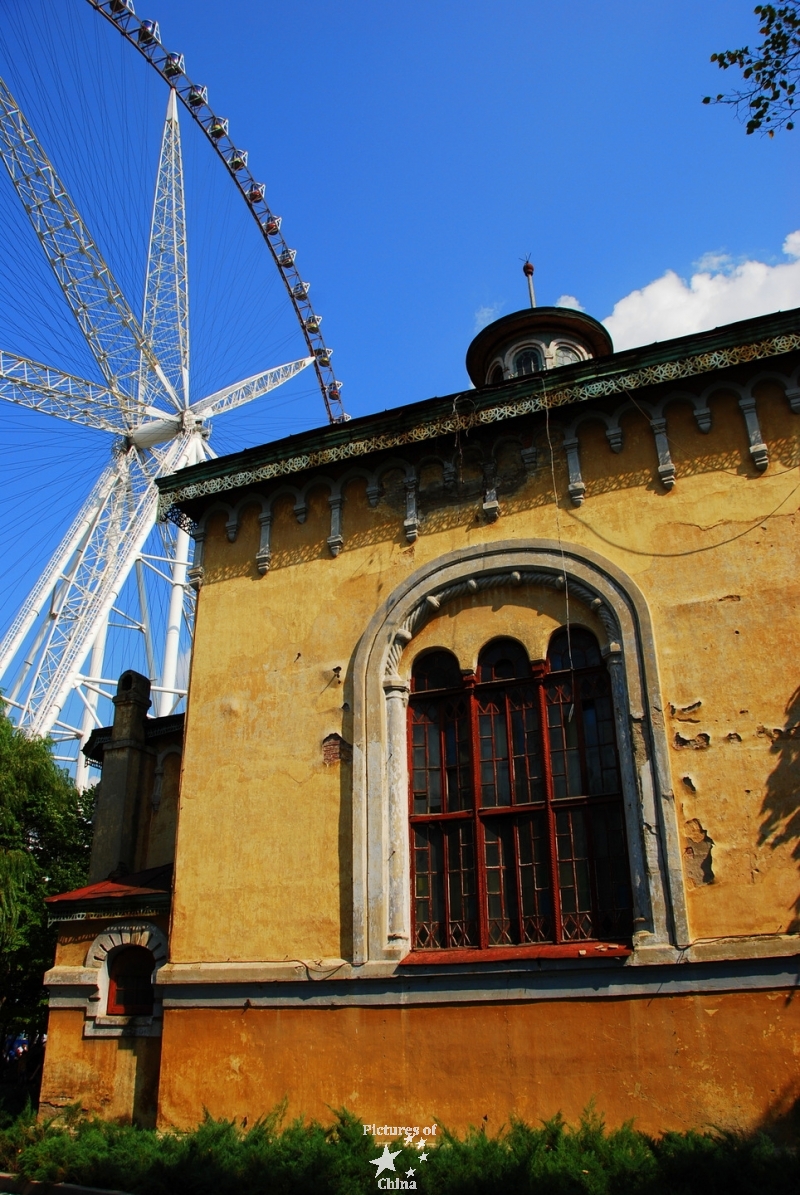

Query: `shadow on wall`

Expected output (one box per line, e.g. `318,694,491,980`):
117,1037,162,1129
759,684,800,933
757,1074,800,1145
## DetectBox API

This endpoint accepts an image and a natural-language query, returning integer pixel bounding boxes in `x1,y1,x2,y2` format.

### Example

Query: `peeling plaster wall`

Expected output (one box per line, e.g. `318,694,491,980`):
171,386,800,962
39,1010,161,1127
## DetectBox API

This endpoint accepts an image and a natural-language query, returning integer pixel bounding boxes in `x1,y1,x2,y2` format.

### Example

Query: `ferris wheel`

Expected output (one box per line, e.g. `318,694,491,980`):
0,0,344,786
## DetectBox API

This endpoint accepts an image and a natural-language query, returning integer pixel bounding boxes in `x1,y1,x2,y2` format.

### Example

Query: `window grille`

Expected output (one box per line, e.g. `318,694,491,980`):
513,349,542,376
107,946,155,1016
408,631,632,951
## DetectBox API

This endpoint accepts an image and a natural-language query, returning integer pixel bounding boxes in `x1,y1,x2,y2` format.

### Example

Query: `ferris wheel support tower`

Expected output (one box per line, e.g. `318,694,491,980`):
0,73,313,784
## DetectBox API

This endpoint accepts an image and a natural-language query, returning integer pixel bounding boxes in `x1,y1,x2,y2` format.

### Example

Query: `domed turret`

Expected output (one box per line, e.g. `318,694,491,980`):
466,265,613,388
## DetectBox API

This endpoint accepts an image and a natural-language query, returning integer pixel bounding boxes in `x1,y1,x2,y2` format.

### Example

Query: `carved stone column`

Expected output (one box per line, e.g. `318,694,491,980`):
327,495,344,556
482,461,500,522
649,417,676,489
739,395,769,470
785,385,800,414
603,645,655,938
403,477,420,543
256,511,272,575
188,528,206,589
562,436,585,505
383,676,411,951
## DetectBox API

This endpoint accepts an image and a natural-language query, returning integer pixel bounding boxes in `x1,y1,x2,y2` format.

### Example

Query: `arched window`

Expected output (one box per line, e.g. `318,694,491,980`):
554,344,581,367
107,946,155,1016
408,630,631,952
488,364,504,386
513,348,542,376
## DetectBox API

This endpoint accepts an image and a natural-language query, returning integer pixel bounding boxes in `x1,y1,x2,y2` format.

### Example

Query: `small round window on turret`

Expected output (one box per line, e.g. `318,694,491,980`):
555,344,581,367
513,348,542,376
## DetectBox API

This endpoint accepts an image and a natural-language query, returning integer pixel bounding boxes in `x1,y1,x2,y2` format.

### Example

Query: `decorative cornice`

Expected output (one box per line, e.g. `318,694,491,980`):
47,897,170,924
157,327,800,518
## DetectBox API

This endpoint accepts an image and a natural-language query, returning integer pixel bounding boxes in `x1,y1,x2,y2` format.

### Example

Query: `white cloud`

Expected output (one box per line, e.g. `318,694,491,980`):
555,294,585,311
692,250,735,274
603,232,800,351
473,303,502,333
783,230,800,259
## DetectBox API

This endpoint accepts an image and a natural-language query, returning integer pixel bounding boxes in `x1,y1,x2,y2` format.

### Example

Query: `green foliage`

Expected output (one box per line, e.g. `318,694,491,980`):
0,700,93,1037
703,3,800,134
0,1105,797,1195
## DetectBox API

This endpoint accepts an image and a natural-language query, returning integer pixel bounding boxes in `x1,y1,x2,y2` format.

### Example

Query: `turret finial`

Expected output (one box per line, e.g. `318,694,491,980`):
522,259,536,308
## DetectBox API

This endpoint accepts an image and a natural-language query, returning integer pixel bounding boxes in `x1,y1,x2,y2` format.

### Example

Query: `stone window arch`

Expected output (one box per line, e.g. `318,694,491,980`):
350,540,687,970
83,922,167,1034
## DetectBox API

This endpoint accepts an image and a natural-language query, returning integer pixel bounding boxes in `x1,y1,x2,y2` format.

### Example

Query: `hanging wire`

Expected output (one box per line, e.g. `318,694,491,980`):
543,383,576,719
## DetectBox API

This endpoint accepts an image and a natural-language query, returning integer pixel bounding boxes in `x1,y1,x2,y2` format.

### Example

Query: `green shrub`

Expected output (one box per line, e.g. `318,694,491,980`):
0,1105,796,1195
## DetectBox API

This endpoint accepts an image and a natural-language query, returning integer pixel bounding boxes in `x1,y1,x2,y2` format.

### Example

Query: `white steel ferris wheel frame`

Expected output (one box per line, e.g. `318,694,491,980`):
0,2,340,785
89,0,345,423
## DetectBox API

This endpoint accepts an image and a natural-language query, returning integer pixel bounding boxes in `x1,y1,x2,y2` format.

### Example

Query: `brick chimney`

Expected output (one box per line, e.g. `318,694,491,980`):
88,671,152,882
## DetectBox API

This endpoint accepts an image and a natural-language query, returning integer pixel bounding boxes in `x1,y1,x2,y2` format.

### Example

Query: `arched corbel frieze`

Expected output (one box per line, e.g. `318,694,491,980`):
491,433,538,479
188,500,233,587
607,400,678,491
187,371,797,578
700,380,769,471
374,458,420,543
658,390,713,434
350,540,689,972
563,411,621,505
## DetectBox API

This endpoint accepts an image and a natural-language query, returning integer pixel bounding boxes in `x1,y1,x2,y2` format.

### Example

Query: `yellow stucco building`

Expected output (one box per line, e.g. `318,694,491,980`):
41,303,800,1136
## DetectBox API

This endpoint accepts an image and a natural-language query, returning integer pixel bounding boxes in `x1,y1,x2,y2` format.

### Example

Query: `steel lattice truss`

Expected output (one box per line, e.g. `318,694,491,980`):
0,65,313,780
88,0,346,424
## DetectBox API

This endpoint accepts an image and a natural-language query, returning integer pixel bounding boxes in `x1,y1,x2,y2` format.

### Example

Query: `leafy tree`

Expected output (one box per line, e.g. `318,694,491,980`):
704,3,799,134
0,702,93,1040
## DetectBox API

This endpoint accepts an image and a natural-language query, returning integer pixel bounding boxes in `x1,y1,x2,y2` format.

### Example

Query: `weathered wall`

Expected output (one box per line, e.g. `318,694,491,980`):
157,990,800,1136
143,750,182,870
39,1009,161,1127
171,383,800,962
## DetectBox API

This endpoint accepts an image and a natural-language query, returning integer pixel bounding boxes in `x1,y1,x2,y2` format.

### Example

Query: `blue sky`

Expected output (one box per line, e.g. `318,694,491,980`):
143,0,795,412
1,1,796,424
0,0,797,723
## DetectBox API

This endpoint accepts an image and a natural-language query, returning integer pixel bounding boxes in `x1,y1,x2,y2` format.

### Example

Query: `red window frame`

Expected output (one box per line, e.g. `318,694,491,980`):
407,632,632,959
107,946,155,1016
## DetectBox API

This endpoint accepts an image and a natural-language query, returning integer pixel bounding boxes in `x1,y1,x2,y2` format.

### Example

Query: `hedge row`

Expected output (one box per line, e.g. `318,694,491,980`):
0,1104,797,1195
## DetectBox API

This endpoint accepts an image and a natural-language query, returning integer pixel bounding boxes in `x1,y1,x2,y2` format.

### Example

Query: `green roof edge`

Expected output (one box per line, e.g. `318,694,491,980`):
156,307,800,504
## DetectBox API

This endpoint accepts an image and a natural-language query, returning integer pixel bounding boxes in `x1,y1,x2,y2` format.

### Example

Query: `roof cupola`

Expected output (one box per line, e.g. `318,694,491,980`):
466,263,613,388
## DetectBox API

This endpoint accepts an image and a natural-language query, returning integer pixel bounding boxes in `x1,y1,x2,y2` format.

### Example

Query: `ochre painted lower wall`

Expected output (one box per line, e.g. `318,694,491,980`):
157,990,800,1137
39,1009,161,1128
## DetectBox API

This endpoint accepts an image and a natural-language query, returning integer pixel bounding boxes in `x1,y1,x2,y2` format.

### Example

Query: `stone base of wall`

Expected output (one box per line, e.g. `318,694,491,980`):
156,988,800,1137
39,1010,162,1128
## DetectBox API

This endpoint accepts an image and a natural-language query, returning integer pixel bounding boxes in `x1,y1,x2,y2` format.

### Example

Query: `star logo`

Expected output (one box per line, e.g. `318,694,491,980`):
418,1150,429,1162
416,1138,426,1150
405,1167,416,1178
403,1133,415,1146
370,1144,401,1177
